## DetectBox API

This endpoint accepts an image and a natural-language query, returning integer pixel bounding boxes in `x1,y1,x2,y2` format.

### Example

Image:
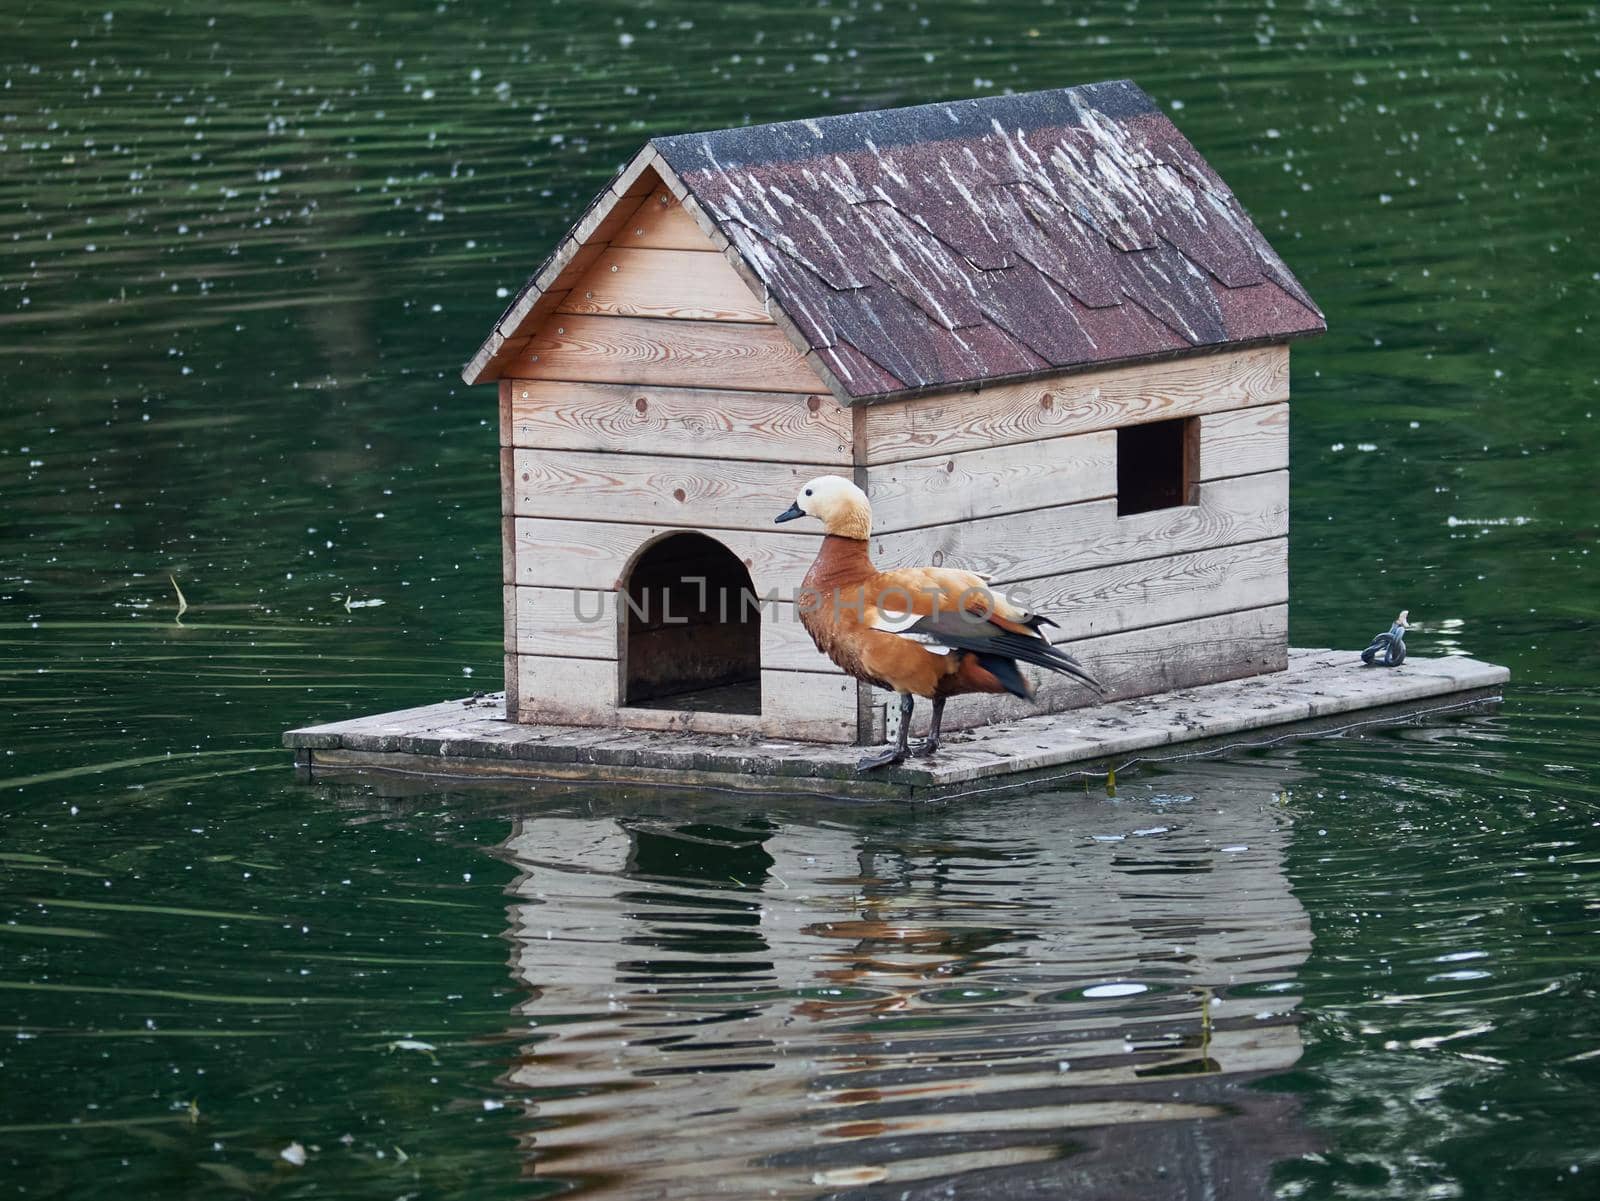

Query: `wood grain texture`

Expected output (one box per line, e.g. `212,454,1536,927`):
507,380,850,464
872,471,1287,586
900,604,1289,735
498,445,517,585
492,216,626,341
608,149,661,202
515,655,857,742
514,518,821,596
513,586,840,675
516,654,621,722
499,438,517,715
557,247,771,323
466,165,659,384
543,242,607,308
1009,538,1287,641
1196,403,1289,479
514,586,619,660
859,346,1289,464
670,185,732,252
566,197,643,257
503,584,520,653
618,190,717,251
497,379,514,447
512,449,830,534
866,430,1116,533
503,651,519,716
513,315,825,394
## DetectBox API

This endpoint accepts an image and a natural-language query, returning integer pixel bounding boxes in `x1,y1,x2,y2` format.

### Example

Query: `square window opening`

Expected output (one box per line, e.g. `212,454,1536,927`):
1117,417,1198,516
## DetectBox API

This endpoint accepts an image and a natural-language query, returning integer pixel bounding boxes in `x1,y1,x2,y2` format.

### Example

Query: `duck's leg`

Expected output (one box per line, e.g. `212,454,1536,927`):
912,696,945,757
857,693,913,771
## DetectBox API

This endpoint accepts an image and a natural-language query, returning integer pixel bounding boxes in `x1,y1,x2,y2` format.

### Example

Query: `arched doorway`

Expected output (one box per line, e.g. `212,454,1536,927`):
620,532,761,715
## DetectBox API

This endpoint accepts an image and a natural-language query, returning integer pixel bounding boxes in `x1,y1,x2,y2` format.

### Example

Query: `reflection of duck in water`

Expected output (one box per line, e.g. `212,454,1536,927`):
792,911,1001,1023
1361,610,1410,666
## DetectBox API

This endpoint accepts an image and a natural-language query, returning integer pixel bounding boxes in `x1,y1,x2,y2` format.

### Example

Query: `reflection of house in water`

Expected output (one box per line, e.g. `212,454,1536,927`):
498,765,1314,1199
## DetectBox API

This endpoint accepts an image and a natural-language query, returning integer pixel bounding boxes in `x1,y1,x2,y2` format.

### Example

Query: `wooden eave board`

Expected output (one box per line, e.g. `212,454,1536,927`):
287,650,1510,799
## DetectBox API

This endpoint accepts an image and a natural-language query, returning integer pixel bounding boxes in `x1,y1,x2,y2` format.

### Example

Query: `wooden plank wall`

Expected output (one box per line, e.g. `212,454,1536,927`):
858,346,1292,737
501,172,861,740
857,344,1288,462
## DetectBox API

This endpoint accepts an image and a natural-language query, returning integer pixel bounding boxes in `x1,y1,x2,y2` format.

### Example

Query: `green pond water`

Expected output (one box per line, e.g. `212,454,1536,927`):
3,1,1598,1197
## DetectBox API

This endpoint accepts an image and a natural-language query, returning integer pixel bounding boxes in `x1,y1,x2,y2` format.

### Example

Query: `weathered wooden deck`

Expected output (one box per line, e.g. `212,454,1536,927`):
284,649,1509,801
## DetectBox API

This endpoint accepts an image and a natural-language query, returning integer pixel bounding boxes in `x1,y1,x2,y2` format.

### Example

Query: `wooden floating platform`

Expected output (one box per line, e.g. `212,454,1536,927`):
284,650,1509,802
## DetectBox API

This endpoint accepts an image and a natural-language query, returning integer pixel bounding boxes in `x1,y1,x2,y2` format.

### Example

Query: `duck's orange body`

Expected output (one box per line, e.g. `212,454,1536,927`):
776,475,1098,770
797,535,1036,701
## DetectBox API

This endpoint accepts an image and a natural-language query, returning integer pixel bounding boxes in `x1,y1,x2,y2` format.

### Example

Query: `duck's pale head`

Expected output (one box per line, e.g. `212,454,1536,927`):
775,475,872,540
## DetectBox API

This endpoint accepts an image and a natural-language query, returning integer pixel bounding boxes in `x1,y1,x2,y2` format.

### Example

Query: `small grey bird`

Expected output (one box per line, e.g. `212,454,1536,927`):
1360,610,1410,667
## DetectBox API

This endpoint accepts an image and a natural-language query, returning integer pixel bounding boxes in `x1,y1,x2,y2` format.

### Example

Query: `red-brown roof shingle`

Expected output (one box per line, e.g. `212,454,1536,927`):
651,79,1322,400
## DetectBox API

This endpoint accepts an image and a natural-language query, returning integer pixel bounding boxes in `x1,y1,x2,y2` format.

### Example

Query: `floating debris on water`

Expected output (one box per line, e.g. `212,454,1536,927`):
1084,983,1148,998
384,1039,437,1063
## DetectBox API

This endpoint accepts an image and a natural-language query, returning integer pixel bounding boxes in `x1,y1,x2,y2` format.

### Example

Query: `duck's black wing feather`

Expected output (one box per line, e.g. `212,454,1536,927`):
906,612,1102,692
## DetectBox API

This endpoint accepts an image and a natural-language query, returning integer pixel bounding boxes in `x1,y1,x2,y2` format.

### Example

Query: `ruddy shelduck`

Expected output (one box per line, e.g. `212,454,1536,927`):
776,475,1100,771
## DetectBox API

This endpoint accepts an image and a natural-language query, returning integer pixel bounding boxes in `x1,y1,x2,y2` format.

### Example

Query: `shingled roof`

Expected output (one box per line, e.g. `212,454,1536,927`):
466,80,1324,402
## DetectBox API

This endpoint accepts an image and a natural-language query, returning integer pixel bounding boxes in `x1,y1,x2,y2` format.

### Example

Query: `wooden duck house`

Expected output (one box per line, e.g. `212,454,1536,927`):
463,80,1328,746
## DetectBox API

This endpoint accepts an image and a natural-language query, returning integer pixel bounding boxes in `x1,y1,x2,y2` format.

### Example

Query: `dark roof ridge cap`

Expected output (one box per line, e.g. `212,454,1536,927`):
649,80,1156,168
650,79,1138,140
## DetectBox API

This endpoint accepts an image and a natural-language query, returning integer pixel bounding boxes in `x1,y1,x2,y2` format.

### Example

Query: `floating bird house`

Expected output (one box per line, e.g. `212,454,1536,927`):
463,80,1327,745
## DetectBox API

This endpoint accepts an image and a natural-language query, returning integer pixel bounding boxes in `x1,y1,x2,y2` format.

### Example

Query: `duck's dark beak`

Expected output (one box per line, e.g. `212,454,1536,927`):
774,503,805,524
